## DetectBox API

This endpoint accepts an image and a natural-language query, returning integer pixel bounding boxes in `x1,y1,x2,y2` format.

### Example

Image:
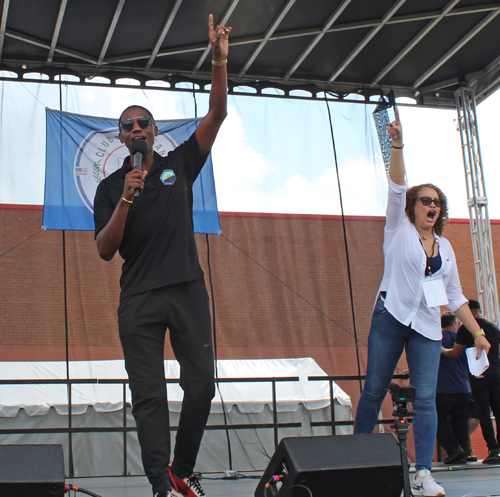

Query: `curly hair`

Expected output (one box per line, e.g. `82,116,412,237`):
405,183,449,236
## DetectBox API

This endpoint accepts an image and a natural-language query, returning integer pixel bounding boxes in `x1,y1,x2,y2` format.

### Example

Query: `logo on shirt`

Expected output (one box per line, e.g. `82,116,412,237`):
74,131,177,213
160,169,176,185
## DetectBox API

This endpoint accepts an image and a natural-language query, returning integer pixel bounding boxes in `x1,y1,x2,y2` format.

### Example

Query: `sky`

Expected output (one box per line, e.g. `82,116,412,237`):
1,76,499,221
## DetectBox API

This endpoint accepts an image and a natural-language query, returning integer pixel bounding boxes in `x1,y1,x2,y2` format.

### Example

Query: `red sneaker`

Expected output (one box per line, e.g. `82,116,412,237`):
168,464,206,497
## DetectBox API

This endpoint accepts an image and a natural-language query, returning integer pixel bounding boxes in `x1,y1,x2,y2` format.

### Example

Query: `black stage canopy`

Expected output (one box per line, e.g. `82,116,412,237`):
1,0,500,108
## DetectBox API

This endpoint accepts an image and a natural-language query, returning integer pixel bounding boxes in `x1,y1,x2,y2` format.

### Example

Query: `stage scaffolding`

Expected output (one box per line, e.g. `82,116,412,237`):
455,87,500,324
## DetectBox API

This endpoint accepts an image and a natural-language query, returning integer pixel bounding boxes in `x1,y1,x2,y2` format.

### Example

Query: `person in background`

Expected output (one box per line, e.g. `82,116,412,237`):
436,313,470,465
466,396,480,461
442,299,500,464
353,107,491,497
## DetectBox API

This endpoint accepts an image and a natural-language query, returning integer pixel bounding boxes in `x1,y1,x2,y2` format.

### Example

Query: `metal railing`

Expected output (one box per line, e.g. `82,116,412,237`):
0,374,409,476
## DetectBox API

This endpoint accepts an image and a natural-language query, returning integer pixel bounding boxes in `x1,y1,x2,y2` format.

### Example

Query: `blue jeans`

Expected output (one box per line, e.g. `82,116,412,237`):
354,293,442,470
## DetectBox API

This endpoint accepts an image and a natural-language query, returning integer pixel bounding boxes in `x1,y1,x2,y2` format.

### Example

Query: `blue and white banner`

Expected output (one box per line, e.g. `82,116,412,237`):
43,109,221,234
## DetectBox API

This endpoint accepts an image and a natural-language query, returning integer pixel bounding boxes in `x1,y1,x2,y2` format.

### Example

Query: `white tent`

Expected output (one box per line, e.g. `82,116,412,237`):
0,357,352,477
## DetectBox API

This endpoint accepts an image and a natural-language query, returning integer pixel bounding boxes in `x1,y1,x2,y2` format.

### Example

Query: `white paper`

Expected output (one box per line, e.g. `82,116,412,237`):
422,274,448,308
465,347,490,377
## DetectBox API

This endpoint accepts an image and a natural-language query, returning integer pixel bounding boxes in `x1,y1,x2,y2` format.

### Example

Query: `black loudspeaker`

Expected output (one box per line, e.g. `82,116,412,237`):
0,444,65,497
255,434,403,497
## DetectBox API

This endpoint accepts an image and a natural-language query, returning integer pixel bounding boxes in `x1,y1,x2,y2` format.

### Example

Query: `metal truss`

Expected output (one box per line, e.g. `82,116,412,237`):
455,87,500,324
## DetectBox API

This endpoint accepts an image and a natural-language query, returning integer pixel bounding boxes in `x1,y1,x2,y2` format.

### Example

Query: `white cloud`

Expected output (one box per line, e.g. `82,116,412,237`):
211,105,276,211
211,102,393,216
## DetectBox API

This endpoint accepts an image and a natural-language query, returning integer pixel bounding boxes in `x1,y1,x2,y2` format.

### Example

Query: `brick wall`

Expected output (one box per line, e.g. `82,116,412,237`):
0,206,495,367
1,205,498,459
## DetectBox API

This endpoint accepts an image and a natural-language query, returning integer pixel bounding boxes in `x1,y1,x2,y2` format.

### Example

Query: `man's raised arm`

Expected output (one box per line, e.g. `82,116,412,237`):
195,14,231,156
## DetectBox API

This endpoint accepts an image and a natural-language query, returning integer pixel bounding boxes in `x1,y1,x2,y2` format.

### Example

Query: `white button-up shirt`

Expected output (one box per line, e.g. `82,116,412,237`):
378,179,467,340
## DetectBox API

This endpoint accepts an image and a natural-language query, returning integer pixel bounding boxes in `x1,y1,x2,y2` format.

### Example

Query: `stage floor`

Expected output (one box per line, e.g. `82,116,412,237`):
66,462,500,497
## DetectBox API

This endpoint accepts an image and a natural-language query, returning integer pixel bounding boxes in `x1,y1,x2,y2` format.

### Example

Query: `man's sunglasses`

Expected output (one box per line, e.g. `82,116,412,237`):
416,196,442,207
120,117,154,131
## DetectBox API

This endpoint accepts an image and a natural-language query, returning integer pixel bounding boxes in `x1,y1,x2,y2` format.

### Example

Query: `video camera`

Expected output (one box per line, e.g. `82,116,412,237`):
388,382,415,404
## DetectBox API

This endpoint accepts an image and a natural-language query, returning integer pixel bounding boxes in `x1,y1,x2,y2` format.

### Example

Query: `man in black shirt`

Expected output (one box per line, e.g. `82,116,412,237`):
94,15,231,497
442,299,500,464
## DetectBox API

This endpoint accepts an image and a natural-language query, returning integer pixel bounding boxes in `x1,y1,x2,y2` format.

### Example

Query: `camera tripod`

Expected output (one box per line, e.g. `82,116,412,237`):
389,383,416,497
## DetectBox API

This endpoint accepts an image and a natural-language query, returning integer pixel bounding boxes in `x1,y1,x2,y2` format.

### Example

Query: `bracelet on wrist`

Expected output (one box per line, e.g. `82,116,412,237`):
391,144,404,149
212,58,227,67
121,196,133,204
472,328,485,339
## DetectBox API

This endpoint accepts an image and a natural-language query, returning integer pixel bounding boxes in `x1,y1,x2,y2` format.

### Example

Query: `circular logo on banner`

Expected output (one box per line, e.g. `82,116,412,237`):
73,128,177,212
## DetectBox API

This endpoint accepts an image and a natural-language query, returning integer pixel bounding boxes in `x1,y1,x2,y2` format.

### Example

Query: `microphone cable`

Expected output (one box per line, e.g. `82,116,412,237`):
65,483,103,497
205,233,233,470
323,93,364,393
191,84,233,471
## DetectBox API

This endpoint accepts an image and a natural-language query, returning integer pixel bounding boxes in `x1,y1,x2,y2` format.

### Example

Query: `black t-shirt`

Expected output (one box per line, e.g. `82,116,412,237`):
456,317,500,376
94,133,207,298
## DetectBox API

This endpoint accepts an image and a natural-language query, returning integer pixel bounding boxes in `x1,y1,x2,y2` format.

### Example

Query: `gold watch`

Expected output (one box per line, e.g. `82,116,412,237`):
472,329,485,339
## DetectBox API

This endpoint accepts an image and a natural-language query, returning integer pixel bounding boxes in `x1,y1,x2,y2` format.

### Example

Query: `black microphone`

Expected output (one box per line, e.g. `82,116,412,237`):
131,138,148,197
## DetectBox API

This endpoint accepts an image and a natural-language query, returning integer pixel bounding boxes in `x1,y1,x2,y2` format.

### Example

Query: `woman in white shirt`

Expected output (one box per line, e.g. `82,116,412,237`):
353,107,490,497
